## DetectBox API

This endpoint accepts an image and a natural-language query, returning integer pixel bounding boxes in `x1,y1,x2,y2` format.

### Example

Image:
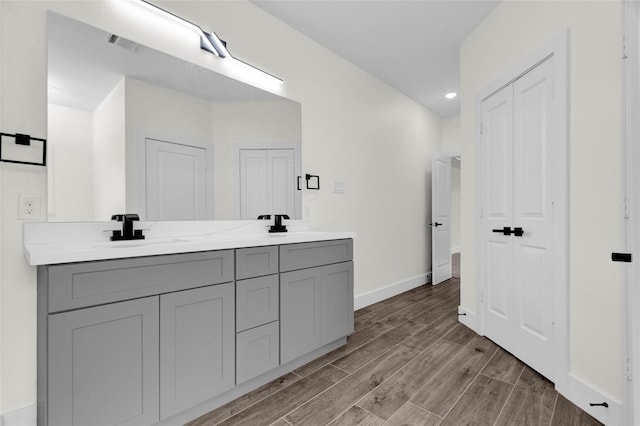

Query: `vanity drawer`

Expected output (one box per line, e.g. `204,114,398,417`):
236,246,279,280
236,321,279,384
47,250,233,313
236,274,279,332
280,239,353,272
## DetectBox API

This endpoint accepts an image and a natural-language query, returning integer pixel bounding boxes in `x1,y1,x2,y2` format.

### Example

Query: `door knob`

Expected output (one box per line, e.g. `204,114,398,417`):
492,227,512,235
513,227,524,237
430,222,443,227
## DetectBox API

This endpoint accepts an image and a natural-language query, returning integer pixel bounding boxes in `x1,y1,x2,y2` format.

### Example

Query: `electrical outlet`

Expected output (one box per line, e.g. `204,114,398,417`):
18,194,42,220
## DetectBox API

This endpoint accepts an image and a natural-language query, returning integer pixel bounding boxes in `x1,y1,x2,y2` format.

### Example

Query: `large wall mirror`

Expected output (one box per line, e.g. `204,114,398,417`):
47,12,302,222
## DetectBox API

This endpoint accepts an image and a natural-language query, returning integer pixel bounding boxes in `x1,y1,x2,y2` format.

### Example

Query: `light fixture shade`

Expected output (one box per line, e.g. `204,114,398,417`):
444,92,458,99
202,31,229,58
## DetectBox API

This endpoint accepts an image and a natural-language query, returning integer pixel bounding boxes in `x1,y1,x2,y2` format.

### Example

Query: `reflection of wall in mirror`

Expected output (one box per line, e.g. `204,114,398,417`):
48,76,301,221
48,79,126,222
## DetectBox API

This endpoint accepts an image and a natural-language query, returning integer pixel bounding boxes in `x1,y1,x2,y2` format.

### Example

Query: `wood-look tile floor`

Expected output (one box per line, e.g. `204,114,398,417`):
188,277,602,426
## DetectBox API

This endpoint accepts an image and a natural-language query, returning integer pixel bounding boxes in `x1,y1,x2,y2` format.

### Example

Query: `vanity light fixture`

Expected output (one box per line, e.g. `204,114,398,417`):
136,0,282,86
138,0,226,57
444,92,458,99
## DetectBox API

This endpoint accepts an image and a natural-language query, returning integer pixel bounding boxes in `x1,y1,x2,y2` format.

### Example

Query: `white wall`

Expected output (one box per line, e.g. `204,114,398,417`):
211,100,301,219
94,78,126,221
460,0,623,402
47,104,94,221
442,115,461,153
0,1,47,416
0,0,441,416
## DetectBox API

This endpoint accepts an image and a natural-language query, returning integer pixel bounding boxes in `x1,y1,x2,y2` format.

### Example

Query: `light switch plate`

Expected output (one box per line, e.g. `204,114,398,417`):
333,180,345,194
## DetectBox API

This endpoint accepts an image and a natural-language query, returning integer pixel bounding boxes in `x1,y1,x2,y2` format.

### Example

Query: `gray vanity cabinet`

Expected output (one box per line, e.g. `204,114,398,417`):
160,283,235,420
280,239,354,364
48,296,160,426
39,240,353,426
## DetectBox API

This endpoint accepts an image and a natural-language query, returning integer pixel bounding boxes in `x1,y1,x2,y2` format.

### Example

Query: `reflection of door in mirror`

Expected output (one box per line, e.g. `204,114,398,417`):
145,138,208,221
239,149,297,219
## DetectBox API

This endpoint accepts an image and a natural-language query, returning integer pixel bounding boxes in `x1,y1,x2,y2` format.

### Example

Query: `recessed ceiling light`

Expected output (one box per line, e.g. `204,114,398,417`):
444,92,458,100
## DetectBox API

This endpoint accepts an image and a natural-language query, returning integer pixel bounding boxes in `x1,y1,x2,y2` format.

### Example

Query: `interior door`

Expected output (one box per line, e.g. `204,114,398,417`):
239,148,296,219
145,138,208,221
431,155,452,285
239,150,269,220
480,57,555,379
268,149,296,216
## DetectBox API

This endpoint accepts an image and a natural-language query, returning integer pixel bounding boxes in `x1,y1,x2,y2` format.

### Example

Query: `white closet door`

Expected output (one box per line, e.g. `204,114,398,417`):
480,57,555,380
268,149,296,216
145,138,207,221
431,155,452,285
481,83,515,350
239,148,296,219
512,57,555,378
239,150,268,220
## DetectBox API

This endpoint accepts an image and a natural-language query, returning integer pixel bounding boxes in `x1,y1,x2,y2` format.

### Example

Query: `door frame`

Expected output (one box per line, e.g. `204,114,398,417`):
623,1,640,424
475,31,569,386
234,142,302,219
136,130,214,221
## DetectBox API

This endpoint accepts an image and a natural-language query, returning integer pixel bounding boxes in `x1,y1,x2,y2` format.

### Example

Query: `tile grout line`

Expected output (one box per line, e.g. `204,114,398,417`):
327,363,352,375
357,404,387,422
491,365,525,426
436,343,500,421
548,391,560,426
407,401,445,419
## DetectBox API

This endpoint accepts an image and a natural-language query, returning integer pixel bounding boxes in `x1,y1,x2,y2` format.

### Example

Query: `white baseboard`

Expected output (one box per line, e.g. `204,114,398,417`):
1,404,36,426
555,373,623,426
354,272,432,310
457,306,480,334
451,246,461,254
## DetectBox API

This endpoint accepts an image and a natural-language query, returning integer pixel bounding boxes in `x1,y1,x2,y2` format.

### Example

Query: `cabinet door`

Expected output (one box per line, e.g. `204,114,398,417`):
322,261,354,344
48,297,159,426
160,283,234,420
236,321,280,384
280,267,322,364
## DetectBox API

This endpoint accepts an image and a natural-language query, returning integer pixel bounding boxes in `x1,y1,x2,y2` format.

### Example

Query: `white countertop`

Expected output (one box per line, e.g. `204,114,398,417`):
24,220,356,266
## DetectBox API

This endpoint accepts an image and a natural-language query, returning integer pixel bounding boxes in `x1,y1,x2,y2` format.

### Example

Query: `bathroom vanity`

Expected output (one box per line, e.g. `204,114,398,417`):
25,222,355,426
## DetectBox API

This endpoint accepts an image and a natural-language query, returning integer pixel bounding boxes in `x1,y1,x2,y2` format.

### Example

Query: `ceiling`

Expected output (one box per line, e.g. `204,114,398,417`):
252,0,499,117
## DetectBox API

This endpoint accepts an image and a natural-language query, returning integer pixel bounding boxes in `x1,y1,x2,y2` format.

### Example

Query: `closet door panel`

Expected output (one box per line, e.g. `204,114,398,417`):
512,57,555,378
481,83,515,346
